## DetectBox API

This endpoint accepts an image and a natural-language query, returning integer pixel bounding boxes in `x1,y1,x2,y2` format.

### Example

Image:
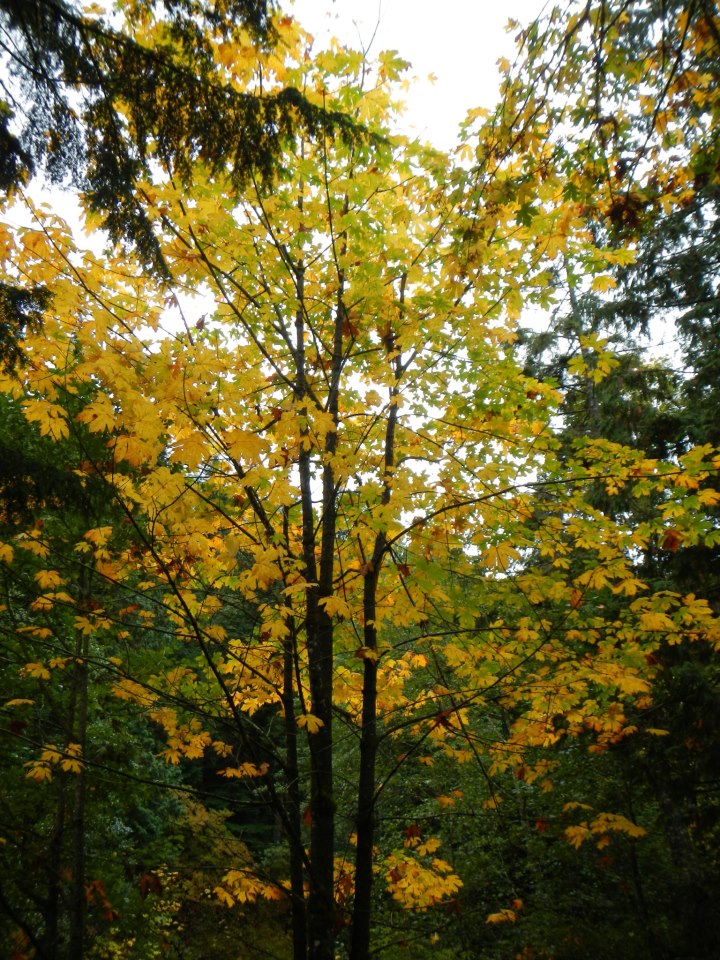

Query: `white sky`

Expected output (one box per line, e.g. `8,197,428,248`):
290,0,548,149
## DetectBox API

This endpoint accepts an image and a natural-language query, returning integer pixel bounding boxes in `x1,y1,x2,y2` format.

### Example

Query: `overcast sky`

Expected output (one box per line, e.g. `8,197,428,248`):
290,0,547,149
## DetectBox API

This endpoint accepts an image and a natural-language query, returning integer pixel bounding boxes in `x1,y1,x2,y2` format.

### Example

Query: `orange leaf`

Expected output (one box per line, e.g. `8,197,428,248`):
661,528,683,552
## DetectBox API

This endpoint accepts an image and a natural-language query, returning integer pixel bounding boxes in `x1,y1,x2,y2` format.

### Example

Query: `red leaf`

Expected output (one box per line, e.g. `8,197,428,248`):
139,873,163,899
660,528,682,552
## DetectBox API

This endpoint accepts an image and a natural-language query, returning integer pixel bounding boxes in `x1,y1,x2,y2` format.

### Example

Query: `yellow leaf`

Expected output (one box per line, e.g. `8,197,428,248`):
482,541,520,570
418,837,442,856
214,886,235,908
76,396,117,433
48,657,70,670
34,570,66,590
505,288,523,321
226,429,267,462
59,743,83,773
31,590,75,612
40,745,63,764
590,812,646,839
297,714,325,734
17,536,50,558
219,763,259,778
24,761,53,782
591,274,617,292
30,595,55,612
354,645,379,662
84,526,113,547
20,662,51,681
24,399,70,440
74,615,98,635
564,824,591,848
486,908,517,924
319,595,351,618
184,735,210,759
616,673,650,695
113,678,158,706
639,611,676,633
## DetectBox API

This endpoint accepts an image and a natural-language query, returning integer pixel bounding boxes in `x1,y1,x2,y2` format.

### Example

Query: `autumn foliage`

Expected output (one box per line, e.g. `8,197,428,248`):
1,2,719,959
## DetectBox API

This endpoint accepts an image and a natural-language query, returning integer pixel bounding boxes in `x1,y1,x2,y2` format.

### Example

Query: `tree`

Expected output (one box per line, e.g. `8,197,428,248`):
1,5,720,960
504,1,720,955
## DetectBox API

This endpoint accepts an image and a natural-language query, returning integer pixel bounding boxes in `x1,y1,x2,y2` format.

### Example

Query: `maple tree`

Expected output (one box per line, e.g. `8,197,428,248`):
1,2,720,959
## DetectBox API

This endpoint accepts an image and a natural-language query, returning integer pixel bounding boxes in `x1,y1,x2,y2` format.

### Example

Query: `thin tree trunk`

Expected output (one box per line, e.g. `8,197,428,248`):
349,589,379,960
295,255,336,960
67,632,89,960
305,600,336,960
39,781,66,960
283,626,308,960
351,280,403,960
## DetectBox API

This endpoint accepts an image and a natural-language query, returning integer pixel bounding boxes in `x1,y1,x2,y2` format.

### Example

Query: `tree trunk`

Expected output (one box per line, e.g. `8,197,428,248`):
67,632,89,960
296,255,337,960
39,782,66,960
351,305,402,960
349,613,379,960
283,628,309,960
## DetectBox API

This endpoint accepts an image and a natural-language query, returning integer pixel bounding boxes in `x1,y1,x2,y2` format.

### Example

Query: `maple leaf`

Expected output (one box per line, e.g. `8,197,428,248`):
591,274,617,292
661,528,683,552
297,714,324,734
59,743,83,774
23,399,70,440
20,662,51,681
354,646,379,662
319,595,351,619
486,908,517,924
564,825,591,849
31,565,62,590
76,397,117,433
219,762,269,778
24,761,53,782
213,886,235,908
